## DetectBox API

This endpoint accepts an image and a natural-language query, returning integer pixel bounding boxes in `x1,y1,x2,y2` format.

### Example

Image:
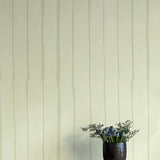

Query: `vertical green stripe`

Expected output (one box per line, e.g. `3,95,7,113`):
89,84,92,124
12,0,15,80
88,1,92,160
131,0,135,80
146,0,150,81
26,0,30,157
117,0,120,121
42,80,45,160
117,80,120,121
57,80,61,160
89,83,92,160
103,82,107,125
146,0,150,159
72,83,76,160
41,0,45,80
88,0,92,124
72,0,75,81
12,0,16,159
88,0,91,76
131,0,135,160
117,0,120,81
56,0,61,160
26,81,29,160
72,0,76,160
12,81,16,160
0,86,1,160
41,0,45,159
0,65,1,81
0,51,2,80
26,0,30,80
131,80,134,160
103,0,107,126
147,80,150,160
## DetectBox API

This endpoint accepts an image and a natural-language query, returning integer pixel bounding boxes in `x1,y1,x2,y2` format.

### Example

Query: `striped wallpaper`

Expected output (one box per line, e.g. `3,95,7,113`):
0,0,160,160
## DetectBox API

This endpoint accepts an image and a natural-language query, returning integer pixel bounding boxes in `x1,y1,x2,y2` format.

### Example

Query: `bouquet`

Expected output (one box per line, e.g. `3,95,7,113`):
81,120,139,143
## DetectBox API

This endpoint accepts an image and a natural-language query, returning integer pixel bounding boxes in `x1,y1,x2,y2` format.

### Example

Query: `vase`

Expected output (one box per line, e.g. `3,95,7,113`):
103,143,126,160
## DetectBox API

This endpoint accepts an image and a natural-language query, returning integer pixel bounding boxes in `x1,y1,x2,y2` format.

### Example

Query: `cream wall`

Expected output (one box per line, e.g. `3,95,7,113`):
0,0,160,160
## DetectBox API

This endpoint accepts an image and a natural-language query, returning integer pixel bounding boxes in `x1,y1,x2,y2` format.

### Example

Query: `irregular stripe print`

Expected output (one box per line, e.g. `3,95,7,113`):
12,0,15,81
72,0,76,160
56,0,61,160
103,0,107,126
42,80,45,160
41,0,45,81
26,0,30,158
12,81,16,160
131,0,135,160
41,0,45,160
131,80,134,160
88,0,92,124
0,87,1,160
26,0,30,80
26,81,29,160
117,0,120,121
88,1,92,160
146,0,150,160
12,0,16,160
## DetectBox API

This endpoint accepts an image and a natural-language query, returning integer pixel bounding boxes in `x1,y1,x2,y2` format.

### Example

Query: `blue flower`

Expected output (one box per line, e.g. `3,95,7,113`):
109,132,112,137
109,126,114,132
106,128,109,133
112,131,116,136
116,132,119,137
122,132,125,136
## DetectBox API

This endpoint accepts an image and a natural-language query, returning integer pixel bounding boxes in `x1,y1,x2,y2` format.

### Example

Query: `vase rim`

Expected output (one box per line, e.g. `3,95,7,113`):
103,142,126,144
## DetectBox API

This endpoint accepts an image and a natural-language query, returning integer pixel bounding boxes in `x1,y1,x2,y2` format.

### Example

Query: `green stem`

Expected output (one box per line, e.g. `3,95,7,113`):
121,137,123,143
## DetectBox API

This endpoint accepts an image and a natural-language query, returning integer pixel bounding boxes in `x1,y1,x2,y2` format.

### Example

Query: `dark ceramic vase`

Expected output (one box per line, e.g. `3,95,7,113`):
103,143,126,160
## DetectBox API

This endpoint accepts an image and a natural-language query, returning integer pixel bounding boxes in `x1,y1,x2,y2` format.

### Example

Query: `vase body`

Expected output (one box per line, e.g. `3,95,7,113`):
103,143,126,160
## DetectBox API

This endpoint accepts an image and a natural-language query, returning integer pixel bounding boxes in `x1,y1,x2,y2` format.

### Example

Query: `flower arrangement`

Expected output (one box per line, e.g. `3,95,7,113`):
81,120,139,143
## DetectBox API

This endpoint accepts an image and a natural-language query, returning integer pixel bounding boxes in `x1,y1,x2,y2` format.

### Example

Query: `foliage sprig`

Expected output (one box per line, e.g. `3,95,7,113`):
81,120,139,143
